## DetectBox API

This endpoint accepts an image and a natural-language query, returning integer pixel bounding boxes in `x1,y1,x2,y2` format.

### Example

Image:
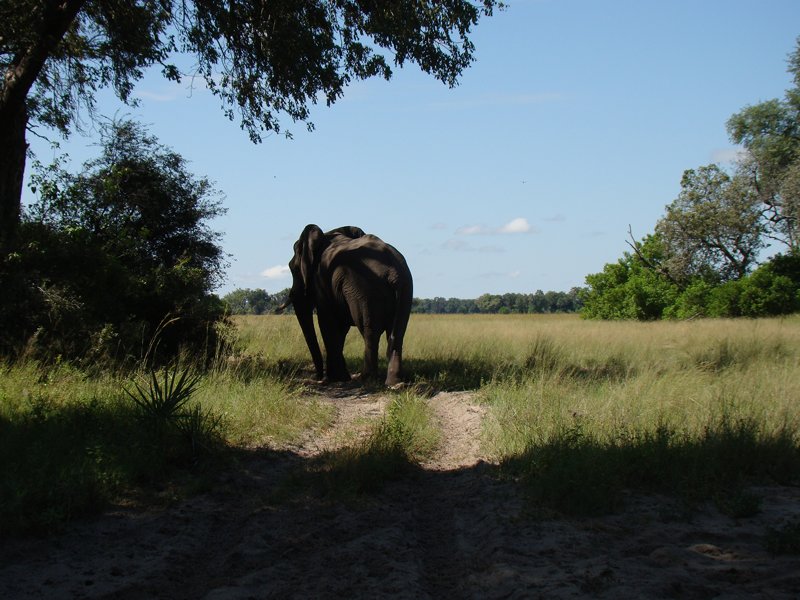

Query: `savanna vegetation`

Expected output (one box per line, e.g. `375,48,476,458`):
2,4,799,551
4,314,799,537
0,0,505,538
221,287,584,315
1,120,229,366
582,38,800,320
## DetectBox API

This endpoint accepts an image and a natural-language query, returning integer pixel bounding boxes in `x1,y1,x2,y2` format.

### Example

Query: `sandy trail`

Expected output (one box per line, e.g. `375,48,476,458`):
2,388,800,599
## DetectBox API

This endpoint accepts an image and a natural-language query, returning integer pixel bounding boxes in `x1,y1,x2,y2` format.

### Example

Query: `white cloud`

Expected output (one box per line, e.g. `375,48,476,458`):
455,224,486,235
499,217,532,234
261,265,290,279
711,147,748,164
456,217,534,236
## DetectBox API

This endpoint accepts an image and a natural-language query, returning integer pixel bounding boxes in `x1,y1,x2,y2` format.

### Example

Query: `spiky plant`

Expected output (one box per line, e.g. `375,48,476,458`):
124,365,203,423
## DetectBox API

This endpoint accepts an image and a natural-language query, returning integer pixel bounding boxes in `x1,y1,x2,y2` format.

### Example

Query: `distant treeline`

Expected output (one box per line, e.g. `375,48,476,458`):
221,288,584,315
412,289,584,314
222,288,292,315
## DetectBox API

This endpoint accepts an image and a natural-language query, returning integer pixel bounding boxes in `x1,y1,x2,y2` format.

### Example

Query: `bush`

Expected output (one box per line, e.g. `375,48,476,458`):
585,249,800,321
0,121,229,366
738,257,800,317
582,235,679,320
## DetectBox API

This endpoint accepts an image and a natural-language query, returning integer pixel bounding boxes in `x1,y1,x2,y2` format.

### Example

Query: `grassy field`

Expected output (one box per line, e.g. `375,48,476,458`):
2,313,799,533
238,313,800,515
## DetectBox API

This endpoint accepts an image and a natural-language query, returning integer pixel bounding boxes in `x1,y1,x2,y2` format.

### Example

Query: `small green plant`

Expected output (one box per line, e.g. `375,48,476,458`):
123,364,227,458
175,403,225,455
124,365,203,423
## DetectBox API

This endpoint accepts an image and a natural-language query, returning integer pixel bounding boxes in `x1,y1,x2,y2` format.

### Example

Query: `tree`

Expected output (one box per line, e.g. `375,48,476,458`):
2,120,227,362
221,288,289,315
1,0,501,248
726,36,800,252
655,164,765,283
581,234,679,320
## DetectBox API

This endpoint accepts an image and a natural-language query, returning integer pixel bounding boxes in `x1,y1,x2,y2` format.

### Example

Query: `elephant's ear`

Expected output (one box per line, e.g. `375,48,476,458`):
299,224,327,293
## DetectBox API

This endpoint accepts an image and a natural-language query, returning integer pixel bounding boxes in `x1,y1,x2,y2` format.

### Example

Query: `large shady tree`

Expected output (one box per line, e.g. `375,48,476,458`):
0,0,501,248
726,37,800,253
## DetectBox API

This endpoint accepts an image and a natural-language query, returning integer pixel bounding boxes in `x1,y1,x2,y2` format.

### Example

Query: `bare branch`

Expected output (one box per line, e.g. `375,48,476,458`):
626,225,681,286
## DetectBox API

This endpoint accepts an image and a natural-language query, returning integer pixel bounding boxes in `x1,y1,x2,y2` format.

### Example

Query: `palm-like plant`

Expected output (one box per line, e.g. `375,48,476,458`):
124,365,203,423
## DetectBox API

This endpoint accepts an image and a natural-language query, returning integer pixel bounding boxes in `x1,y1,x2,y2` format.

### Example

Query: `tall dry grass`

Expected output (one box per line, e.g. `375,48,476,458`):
4,313,799,532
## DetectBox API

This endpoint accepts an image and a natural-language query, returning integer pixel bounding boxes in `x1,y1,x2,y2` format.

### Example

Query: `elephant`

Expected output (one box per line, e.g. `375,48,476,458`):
283,224,413,386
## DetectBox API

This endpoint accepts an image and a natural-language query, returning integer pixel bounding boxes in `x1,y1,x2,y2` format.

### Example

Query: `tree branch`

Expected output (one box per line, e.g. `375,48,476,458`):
1,0,87,113
626,225,681,286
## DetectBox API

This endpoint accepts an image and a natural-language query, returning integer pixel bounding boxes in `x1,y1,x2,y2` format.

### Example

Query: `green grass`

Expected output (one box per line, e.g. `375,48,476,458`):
0,359,333,535
471,316,800,516
2,313,799,533
229,314,800,517
292,392,439,498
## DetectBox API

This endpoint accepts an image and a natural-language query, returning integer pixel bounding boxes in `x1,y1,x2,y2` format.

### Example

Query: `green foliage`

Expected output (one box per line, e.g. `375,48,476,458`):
656,164,764,282
1,120,228,364
727,37,800,252
584,238,800,320
668,254,800,319
125,365,201,422
222,288,291,315
125,364,226,455
2,1,500,143
586,37,800,321
581,234,679,320
412,288,584,314
737,257,800,316
224,288,584,316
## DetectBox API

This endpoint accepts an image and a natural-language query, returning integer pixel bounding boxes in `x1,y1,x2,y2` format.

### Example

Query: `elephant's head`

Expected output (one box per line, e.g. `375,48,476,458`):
287,224,329,380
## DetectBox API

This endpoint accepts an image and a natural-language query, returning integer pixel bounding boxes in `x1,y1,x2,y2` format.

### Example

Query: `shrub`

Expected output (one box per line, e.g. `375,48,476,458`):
1,120,228,366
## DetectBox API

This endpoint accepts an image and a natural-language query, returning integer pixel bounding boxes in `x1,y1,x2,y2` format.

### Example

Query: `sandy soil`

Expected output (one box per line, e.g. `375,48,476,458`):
2,387,800,599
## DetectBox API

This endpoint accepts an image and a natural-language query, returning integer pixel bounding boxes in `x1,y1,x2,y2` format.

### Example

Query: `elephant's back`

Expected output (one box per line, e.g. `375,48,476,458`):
325,234,411,289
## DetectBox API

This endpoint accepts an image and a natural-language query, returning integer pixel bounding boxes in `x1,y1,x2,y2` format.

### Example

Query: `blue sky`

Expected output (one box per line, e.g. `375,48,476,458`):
25,0,800,298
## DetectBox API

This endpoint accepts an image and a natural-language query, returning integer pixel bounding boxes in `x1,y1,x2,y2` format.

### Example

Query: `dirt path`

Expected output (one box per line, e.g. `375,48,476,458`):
2,389,800,598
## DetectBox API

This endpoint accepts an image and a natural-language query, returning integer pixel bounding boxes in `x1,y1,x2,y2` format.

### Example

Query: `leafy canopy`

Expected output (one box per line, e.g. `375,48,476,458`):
655,164,765,283
726,37,800,251
2,0,502,141
3,120,228,363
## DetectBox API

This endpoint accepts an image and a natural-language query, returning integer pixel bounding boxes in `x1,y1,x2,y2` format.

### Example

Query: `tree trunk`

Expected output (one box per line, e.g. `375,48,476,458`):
0,102,28,251
0,0,87,251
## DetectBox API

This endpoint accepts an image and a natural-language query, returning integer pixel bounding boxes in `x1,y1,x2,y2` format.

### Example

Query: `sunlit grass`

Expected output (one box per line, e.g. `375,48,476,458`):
3,313,799,532
291,391,439,498
0,358,333,535
196,372,333,447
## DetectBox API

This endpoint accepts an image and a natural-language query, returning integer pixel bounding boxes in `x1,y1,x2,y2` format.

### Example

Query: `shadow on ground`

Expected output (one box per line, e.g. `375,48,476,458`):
2,440,800,600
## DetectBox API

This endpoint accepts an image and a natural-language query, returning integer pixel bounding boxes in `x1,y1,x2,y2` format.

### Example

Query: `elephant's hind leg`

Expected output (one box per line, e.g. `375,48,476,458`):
319,314,350,382
385,342,403,386
360,326,381,381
